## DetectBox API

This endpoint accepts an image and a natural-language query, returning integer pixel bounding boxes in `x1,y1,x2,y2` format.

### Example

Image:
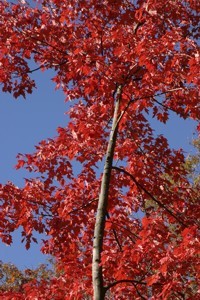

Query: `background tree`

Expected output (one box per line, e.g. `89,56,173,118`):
0,0,199,299
186,138,200,186
0,260,54,293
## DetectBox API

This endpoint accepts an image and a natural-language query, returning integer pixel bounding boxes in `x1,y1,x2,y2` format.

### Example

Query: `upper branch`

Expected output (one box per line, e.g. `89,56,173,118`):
112,166,186,227
104,278,146,292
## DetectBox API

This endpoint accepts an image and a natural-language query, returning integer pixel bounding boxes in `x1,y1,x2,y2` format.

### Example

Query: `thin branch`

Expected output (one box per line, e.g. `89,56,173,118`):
28,31,69,56
10,13,68,57
21,60,68,76
112,228,123,251
174,292,184,300
105,219,140,240
68,198,98,215
105,279,146,292
129,87,183,104
116,87,184,129
119,88,182,130
132,282,147,300
133,22,146,34
151,87,183,97
122,87,183,107
112,166,186,227
27,65,45,74
100,32,104,56
39,212,53,218
106,212,122,252
116,100,132,126
152,97,185,115
26,199,52,210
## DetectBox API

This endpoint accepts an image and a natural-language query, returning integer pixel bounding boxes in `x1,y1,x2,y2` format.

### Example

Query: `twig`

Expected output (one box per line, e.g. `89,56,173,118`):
106,212,123,251
132,282,147,300
152,97,184,115
68,198,98,215
105,219,140,240
130,88,183,103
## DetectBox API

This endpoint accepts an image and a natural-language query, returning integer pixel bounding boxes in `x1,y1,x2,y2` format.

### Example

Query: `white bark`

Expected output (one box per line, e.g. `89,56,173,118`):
92,85,122,300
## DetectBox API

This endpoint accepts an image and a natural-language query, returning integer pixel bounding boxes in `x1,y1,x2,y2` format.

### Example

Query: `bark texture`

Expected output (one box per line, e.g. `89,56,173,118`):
92,85,122,299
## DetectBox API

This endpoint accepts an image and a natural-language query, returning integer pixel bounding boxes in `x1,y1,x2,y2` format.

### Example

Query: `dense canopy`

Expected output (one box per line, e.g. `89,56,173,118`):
0,0,199,299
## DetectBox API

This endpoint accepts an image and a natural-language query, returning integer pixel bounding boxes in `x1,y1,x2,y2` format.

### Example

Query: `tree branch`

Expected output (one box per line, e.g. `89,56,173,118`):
105,219,140,241
152,97,187,116
68,198,98,215
132,282,147,300
106,212,122,252
105,279,146,292
124,87,183,106
112,166,186,227
120,87,184,126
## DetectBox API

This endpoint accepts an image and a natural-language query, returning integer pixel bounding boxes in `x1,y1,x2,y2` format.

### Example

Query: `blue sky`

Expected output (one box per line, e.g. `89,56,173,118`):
0,69,197,269
0,70,69,268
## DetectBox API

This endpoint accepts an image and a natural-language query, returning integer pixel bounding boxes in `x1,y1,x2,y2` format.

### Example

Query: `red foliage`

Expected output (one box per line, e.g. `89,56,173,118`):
0,0,199,299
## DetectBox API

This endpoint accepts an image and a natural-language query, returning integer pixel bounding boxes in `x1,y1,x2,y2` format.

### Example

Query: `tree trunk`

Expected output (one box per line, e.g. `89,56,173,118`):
92,85,122,299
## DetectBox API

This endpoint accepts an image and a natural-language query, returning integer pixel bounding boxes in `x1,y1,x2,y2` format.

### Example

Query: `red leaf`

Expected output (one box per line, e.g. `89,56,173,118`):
15,159,25,169
146,274,160,286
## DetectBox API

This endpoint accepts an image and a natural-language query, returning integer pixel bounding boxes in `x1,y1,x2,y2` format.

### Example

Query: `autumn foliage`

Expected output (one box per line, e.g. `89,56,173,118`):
0,0,200,299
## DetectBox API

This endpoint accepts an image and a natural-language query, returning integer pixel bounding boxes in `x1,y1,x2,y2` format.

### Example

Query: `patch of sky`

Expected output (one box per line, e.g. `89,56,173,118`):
147,109,197,155
0,68,69,268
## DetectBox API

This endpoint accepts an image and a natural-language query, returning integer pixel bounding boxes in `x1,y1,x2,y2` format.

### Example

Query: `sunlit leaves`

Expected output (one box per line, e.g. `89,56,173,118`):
0,0,199,298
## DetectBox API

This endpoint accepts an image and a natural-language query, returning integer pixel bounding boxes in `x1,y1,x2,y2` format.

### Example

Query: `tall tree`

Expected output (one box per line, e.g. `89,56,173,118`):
0,0,199,299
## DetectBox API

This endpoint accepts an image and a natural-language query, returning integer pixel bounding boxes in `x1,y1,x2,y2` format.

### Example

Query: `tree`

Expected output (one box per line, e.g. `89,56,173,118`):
0,260,54,294
0,0,199,299
186,138,200,186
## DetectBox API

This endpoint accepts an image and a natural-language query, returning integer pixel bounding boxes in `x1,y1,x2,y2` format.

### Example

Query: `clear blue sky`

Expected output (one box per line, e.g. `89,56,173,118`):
0,69,197,269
